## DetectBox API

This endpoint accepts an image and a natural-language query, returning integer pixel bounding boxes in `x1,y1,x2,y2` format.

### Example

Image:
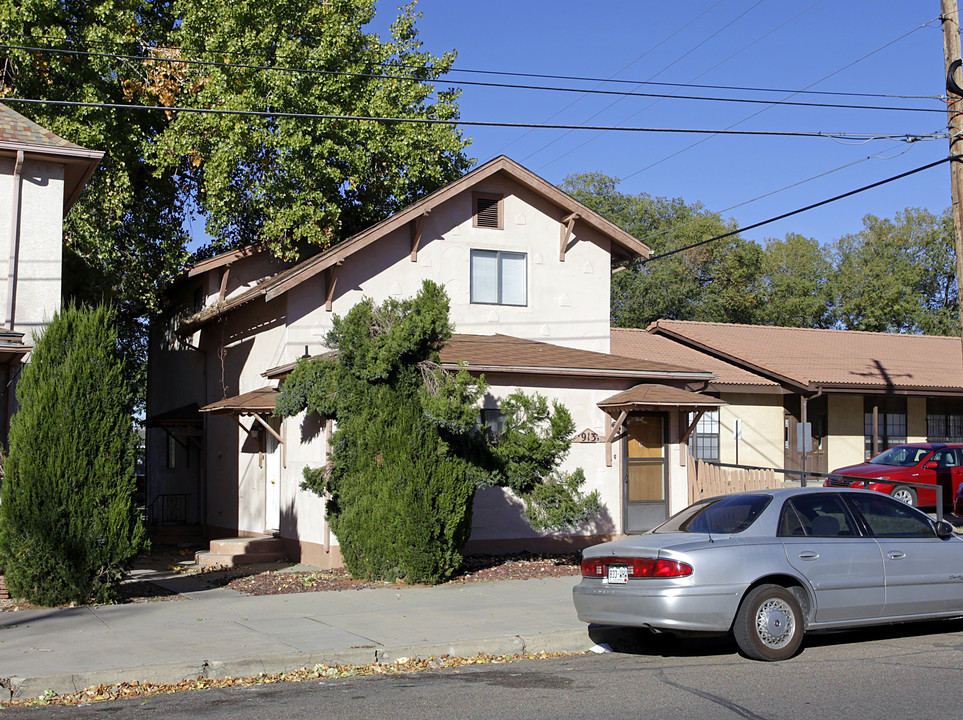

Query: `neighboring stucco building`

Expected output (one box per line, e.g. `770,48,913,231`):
147,157,724,566
613,320,963,480
0,102,102,443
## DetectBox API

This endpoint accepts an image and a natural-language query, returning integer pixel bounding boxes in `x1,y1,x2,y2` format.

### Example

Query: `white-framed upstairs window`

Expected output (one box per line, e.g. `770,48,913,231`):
470,249,527,306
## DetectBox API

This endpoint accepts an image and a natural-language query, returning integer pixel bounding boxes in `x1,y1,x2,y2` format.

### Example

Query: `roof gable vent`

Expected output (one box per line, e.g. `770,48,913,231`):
473,192,503,229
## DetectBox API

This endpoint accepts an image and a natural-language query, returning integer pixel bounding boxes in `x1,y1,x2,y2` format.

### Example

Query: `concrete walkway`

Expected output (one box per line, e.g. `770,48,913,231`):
0,566,595,701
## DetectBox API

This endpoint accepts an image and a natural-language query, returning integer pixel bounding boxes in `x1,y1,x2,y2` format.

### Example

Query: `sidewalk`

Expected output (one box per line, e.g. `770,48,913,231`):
0,564,595,701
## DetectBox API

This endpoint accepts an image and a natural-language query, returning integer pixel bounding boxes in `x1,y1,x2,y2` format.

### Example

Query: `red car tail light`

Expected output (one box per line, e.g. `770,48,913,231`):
580,556,693,578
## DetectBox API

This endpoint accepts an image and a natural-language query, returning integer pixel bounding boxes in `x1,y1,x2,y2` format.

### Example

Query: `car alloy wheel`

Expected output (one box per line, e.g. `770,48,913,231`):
734,584,804,661
890,486,917,506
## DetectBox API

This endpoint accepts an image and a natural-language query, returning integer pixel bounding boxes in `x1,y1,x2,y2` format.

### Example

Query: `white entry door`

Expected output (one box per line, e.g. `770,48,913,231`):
265,420,282,534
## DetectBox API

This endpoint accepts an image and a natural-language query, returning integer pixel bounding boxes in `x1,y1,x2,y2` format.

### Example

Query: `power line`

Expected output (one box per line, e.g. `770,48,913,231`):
629,155,957,268
3,96,940,141
0,43,942,116
616,17,939,182
1,35,940,101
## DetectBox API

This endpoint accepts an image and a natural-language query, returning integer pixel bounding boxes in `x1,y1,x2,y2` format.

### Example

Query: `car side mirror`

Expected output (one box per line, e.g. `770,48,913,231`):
924,461,939,470
936,520,955,539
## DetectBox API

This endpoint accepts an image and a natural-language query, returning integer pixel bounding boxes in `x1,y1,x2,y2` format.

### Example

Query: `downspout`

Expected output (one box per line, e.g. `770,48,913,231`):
6,150,23,331
800,389,824,484
4,150,24,447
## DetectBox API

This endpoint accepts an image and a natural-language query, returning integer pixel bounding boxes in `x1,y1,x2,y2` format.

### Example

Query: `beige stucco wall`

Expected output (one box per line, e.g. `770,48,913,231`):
0,156,65,340
907,396,927,442
828,394,864,469
284,179,615,370
717,393,785,468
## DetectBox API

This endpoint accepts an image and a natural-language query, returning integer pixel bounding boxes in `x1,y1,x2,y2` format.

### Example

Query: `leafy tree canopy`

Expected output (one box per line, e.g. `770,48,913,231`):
829,208,958,336
1,0,471,405
276,281,601,583
562,172,764,327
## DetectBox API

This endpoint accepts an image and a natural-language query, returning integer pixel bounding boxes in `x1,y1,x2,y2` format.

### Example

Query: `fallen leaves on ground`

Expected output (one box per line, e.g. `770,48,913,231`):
2,651,584,708
218,552,580,595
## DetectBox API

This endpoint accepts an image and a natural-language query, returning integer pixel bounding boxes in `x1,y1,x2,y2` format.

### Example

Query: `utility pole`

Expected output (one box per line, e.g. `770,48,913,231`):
942,0,963,359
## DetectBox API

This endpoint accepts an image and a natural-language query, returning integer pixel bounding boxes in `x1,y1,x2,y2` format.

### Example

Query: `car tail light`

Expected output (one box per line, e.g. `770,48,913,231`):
580,556,692,578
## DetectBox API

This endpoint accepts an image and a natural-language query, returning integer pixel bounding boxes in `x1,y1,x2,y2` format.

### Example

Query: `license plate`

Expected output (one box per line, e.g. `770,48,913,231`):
607,564,628,584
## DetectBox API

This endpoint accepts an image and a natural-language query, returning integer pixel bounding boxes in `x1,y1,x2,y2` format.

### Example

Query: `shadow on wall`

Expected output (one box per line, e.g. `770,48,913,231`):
469,485,616,542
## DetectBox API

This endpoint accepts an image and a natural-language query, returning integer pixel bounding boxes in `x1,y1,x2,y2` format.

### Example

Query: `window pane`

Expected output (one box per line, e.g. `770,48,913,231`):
470,250,498,304
846,494,935,538
499,252,527,306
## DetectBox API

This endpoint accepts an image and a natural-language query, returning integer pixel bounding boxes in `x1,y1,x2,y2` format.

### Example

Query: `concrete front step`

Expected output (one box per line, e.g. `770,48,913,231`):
195,535,287,568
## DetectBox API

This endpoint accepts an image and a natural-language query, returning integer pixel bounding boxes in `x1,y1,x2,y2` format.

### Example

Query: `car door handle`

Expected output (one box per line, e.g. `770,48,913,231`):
887,551,906,560
798,551,819,560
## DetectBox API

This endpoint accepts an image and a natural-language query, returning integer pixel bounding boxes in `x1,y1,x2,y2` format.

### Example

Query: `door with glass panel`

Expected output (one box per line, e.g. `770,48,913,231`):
624,414,668,533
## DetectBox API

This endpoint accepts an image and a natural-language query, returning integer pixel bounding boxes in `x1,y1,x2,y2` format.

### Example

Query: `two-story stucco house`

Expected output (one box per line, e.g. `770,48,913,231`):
0,102,102,443
147,156,725,566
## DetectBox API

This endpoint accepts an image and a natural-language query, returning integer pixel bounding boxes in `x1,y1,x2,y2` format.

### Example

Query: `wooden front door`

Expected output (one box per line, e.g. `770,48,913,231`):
624,414,668,533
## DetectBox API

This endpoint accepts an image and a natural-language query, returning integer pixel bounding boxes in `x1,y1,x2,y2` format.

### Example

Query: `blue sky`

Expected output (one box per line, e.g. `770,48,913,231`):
371,1,951,248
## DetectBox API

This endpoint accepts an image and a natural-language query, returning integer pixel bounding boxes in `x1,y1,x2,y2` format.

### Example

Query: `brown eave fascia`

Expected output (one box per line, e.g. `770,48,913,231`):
1,142,104,212
187,245,269,277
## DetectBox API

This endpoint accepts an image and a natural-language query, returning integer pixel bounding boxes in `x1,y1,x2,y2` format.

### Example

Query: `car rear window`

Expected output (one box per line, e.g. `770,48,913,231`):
652,494,771,535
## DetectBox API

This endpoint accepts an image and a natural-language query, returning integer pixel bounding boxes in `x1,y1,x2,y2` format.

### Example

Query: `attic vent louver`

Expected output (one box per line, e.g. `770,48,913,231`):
473,192,502,229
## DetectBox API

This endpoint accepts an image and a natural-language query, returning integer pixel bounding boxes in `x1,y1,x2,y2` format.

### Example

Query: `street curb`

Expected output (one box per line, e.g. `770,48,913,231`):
5,628,597,700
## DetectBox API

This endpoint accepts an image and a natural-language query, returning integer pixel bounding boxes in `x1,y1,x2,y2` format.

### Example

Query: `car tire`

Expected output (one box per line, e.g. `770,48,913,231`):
890,485,917,506
733,584,804,661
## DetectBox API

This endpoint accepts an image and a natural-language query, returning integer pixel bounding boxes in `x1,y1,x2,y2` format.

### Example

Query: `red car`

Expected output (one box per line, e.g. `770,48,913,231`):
824,443,963,508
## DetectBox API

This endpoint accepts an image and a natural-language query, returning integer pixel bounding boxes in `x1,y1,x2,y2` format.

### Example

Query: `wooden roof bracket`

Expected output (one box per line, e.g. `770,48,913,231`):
325,260,343,312
559,212,580,262
410,210,430,262
679,410,705,466
218,263,232,302
605,410,628,468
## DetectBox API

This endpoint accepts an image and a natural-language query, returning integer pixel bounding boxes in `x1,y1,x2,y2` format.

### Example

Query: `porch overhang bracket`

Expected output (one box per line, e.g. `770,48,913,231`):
325,261,343,312
218,263,232,302
679,410,705,466
605,410,628,468
559,212,580,262
410,210,430,262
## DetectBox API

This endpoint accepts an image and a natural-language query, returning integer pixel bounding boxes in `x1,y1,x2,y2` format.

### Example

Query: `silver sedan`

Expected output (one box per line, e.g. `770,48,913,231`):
573,487,963,661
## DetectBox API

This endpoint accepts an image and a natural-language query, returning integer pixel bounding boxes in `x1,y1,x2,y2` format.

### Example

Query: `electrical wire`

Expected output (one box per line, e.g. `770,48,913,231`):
1,96,941,141
628,155,957,267
0,43,940,115
616,17,939,182
0,33,941,101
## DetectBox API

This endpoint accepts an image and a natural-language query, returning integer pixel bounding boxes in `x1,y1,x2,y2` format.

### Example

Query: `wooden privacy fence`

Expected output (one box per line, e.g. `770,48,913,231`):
687,456,782,504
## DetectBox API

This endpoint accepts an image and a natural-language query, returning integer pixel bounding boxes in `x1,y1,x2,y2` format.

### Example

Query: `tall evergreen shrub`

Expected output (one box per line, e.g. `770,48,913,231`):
0,304,146,605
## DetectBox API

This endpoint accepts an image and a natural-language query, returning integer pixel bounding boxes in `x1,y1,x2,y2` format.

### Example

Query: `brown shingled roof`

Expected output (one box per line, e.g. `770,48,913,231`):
598,384,727,412
611,327,777,389
439,334,711,380
649,320,963,393
200,387,278,415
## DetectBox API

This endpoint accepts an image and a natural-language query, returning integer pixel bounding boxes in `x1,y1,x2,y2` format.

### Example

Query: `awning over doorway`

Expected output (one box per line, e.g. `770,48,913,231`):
597,383,727,414
597,384,727,468
200,387,278,416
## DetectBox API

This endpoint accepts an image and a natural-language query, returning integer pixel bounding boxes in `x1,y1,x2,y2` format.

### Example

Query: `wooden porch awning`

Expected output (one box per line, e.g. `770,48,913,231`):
597,383,727,414
597,384,727,469
200,387,278,416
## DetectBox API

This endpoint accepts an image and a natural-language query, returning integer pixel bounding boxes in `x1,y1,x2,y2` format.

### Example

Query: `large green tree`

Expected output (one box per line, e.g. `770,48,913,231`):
1,0,470,400
0,305,145,606
561,172,764,327
276,281,601,584
829,208,958,335
756,233,833,328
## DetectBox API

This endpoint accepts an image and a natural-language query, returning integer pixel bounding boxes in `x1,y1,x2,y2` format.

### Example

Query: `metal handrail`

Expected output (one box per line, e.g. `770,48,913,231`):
704,461,947,522
145,493,190,526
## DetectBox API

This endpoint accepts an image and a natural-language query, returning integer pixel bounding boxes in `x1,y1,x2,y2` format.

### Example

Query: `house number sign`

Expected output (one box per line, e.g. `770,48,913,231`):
573,428,601,443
